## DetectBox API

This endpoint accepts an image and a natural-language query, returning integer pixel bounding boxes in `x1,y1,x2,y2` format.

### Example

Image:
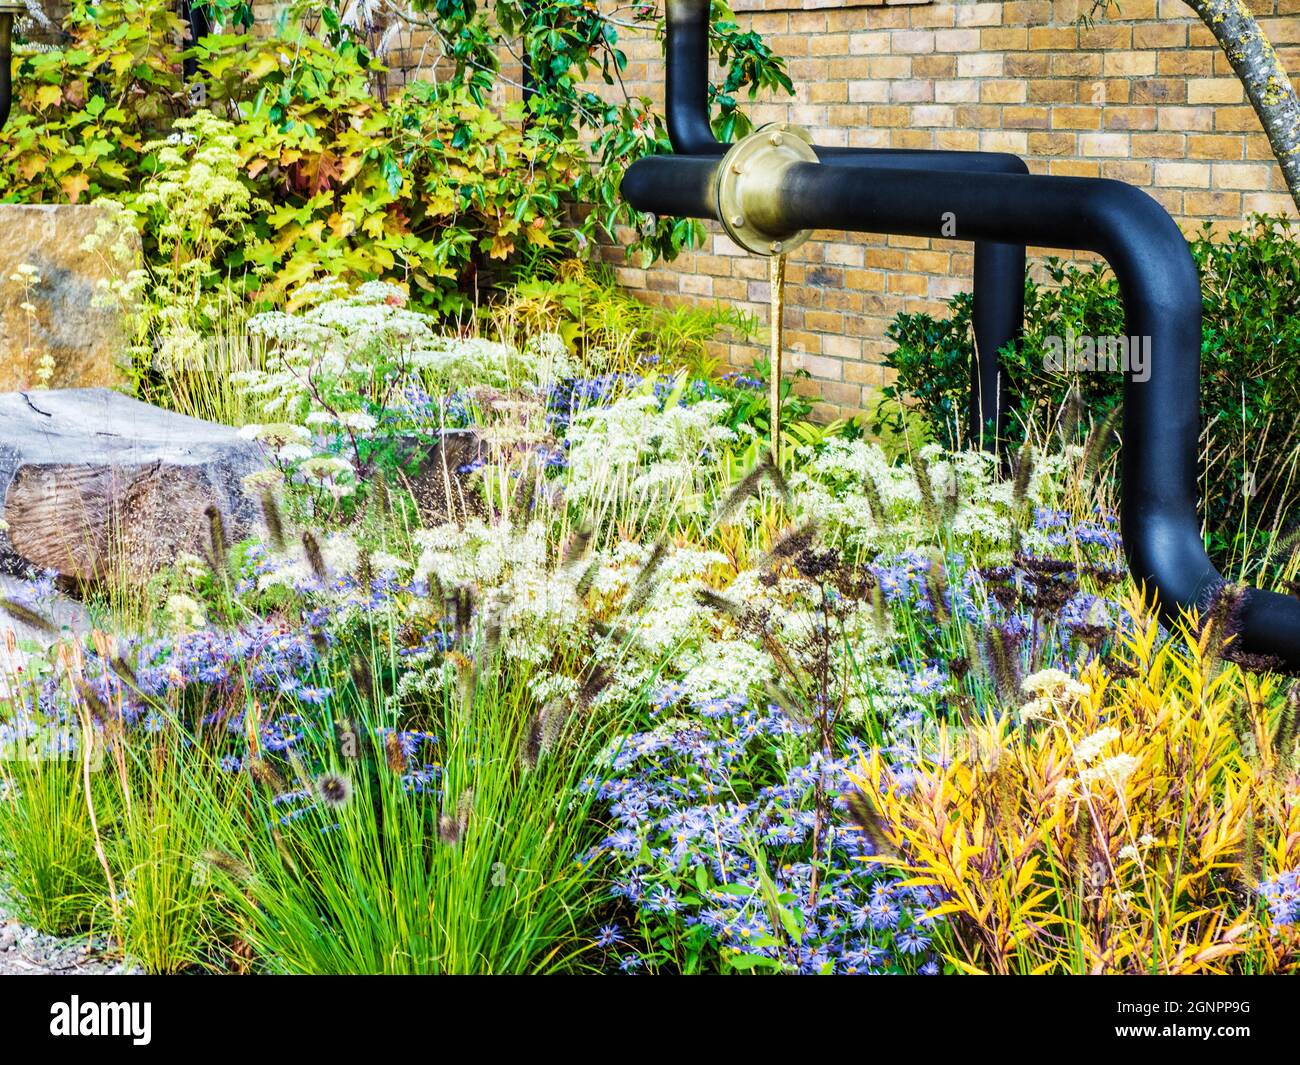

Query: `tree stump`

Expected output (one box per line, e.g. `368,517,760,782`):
0,389,267,582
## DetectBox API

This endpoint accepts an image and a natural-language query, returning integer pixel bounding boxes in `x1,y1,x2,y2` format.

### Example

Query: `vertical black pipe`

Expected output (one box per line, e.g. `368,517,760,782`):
181,1,211,83
664,0,721,154
0,13,12,132
971,241,1023,448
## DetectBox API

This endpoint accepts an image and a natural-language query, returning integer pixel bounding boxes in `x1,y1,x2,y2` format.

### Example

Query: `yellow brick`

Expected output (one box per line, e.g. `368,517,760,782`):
907,250,951,273
887,273,929,296
1103,51,1156,77
891,30,936,54
1188,135,1243,161
1029,26,1079,50
1158,51,1213,77
810,34,850,57
1080,132,1131,157
1213,163,1272,190
848,33,891,56
1159,107,1215,132
955,3,1003,27
1028,131,1078,156
935,129,981,151
981,130,1029,153
911,4,958,28
824,243,864,267
1028,80,1078,104
1003,1,1053,25
1052,53,1102,78
1155,161,1211,187
848,82,890,104
844,269,888,291
911,105,955,127
980,28,1029,50
1243,193,1300,217
1078,25,1131,50
1245,134,1280,160
890,129,936,149
1188,79,1245,105
1102,160,1153,184
957,53,1003,77
1134,23,1187,49
934,28,980,51
870,105,912,127
1147,188,1183,215
1005,54,1051,78
1130,79,1186,105
1109,0,1157,17
1050,159,1100,178
955,104,1003,126
1132,132,1188,157
810,81,848,104
893,79,935,103
1052,106,1103,130
981,80,1028,103
936,79,980,103
912,55,957,79
1184,190,1242,217
1104,107,1157,131
1003,106,1051,129
865,248,907,270
867,56,913,79
789,11,829,33
1216,107,1264,133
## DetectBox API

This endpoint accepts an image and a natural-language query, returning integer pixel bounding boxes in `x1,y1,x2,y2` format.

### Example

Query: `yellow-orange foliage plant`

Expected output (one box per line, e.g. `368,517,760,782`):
851,589,1300,974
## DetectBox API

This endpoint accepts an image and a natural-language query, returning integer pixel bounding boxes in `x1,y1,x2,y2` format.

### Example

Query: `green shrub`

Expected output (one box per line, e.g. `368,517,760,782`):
875,216,1300,578
2,0,792,317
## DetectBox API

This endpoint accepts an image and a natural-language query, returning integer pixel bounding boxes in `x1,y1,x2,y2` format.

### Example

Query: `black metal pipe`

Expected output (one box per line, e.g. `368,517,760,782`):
662,0,1023,445
623,153,1300,670
0,13,13,131
664,0,718,155
180,2,211,83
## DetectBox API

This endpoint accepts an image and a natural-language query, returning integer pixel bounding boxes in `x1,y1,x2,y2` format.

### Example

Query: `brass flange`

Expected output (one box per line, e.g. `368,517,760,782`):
716,123,817,256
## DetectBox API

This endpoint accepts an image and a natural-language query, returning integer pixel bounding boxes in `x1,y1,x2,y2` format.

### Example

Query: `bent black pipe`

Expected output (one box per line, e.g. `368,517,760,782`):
622,153,1300,671
663,0,1022,445
0,10,14,132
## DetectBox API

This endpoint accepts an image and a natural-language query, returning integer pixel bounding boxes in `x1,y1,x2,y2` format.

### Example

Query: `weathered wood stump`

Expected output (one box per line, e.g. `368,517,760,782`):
404,428,489,526
0,389,267,582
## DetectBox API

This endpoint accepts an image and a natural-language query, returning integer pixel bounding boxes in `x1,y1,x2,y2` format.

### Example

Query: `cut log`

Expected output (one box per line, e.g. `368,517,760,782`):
0,388,268,582
404,428,489,526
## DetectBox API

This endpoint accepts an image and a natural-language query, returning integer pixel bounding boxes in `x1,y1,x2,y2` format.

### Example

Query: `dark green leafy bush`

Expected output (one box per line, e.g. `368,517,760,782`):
876,217,1300,576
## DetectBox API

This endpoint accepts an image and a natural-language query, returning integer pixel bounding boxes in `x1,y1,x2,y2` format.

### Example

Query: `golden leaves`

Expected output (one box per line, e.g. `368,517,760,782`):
848,599,1300,974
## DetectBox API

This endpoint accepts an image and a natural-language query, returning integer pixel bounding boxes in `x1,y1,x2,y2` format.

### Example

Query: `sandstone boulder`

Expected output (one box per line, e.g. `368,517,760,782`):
0,204,137,392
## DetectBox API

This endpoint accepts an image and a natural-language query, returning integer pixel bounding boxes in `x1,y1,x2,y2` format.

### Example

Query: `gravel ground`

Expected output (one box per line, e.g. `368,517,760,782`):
0,910,139,976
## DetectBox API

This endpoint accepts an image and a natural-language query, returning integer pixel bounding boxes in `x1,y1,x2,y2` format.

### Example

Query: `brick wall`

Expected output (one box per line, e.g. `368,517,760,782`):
597,0,1300,421
53,1,1300,421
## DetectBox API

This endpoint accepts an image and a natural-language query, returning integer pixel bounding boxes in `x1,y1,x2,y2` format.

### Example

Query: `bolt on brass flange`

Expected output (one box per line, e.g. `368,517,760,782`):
715,123,817,257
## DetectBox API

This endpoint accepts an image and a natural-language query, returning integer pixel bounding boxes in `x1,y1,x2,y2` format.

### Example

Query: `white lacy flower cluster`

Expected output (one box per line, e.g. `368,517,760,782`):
565,393,735,528
134,112,254,250
414,519,582,665
790,439,1070,558
256,532,369,594
238,283,577,430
